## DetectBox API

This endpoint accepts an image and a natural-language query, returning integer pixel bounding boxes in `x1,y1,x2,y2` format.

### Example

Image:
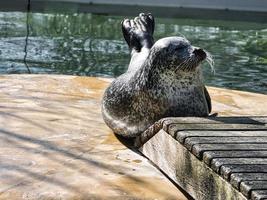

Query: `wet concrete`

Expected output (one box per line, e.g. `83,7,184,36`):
0,75,266,200
0,75,187,200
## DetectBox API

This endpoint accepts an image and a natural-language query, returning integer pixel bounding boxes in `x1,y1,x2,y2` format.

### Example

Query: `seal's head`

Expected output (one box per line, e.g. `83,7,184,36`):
150,36,208,73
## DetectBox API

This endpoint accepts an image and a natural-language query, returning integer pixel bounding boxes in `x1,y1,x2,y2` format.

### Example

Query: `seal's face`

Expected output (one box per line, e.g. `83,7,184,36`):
152,36,206,72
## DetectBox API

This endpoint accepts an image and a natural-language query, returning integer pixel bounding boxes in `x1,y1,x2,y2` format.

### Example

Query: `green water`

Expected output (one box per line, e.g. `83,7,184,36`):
0,12,266,94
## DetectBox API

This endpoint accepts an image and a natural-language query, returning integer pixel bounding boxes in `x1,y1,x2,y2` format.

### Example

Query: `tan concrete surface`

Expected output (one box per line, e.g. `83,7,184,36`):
208,86,267,116
0,75,266,200
0,75,187,200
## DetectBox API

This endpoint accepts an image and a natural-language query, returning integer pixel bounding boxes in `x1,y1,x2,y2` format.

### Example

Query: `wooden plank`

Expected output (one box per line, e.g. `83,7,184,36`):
173,130,267,144
240,181,267,198
163,117,267,126
185,137,267,152
220,165,267,180
192,144,267,158
193,144,267,158
168,124,267,137
165,117,267,138
230,173,267,190
136,116,267,147
203,151,267,165
211,158,267,173
134,119,164,148
251,190,267,200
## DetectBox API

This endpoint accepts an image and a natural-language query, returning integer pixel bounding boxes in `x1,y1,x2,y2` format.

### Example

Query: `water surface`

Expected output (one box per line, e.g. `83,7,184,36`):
0,12,266,94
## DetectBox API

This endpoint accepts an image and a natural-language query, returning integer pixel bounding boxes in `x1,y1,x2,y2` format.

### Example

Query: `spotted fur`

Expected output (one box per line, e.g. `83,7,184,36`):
102,14,211,137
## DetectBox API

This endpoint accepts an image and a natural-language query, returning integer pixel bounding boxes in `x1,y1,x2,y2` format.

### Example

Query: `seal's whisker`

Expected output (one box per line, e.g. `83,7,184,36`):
189,59,196,71
186,59,193,71
183,59,191,71
178,59,186,70
175,57,190,72
182,59,191,71
180,59,190,71
184,57,192,68
205,51,215,74
184,57,194,71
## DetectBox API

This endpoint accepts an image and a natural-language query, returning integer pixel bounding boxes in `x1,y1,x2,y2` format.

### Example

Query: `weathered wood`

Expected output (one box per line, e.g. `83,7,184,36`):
134,119,164,148
174,130,267,144
168,124,267,138
221,165,267,180
184,137,267,152
251,190,267,200
163,117,267,127
211,158,267,173
136,116,267,148
192,143,267,158
140,130,247,200
230,173,267,190
203,151,267,165
139,116,267,200
240,181,267,198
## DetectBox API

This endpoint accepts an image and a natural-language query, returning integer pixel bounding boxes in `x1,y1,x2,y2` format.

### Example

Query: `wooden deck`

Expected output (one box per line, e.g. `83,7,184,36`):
137,117,267,200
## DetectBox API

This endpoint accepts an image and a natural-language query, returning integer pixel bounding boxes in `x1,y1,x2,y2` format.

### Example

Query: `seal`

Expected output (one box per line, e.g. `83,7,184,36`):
102,13,212,137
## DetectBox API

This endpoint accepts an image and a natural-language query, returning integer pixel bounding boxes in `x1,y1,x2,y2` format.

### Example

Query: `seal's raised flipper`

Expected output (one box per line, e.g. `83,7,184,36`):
122,13,154,52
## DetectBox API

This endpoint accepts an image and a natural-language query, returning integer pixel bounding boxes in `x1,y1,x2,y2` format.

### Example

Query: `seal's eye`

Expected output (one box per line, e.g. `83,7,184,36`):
174,45,186,51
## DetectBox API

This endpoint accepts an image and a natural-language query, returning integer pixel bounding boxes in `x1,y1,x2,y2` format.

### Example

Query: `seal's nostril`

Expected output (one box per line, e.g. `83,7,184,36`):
193,48,206,60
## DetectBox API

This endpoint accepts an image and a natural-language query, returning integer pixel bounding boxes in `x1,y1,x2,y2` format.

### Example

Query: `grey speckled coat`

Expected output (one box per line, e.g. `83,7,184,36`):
102,36,211,137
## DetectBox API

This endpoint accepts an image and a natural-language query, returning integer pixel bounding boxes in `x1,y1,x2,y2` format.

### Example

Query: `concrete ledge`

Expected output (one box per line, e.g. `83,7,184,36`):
32,0,267,12
0,0,266,22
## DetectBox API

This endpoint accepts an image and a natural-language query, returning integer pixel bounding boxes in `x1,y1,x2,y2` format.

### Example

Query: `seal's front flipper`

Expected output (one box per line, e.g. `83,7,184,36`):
204,86,212,113
121,13,155,52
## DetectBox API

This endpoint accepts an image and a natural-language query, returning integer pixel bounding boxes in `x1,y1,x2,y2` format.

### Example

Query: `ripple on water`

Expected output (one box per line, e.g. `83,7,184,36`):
0,12,266,94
